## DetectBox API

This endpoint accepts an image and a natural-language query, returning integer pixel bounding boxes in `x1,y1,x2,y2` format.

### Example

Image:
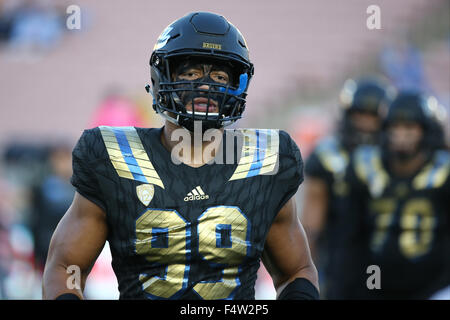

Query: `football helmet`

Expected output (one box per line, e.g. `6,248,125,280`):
382,91,447,157
338,77,393,149
146,12,254,131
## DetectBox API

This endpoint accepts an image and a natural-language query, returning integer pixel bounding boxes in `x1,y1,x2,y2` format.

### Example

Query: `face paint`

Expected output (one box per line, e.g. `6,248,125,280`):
387,122,424,161
172,61,234,116
161,57,247,132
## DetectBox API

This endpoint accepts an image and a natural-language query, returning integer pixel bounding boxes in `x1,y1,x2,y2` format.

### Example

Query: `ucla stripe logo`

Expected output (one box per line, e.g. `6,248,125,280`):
413,151,450,190
99,126,165,189
316,137,348,178
229,129,279,181
355,146,389,198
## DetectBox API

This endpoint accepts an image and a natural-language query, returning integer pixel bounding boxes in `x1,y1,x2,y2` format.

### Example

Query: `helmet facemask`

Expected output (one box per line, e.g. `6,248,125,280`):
340,109,382,150
338,78,391,150
385,120,425,162
381,92,436,162
151,54,250,132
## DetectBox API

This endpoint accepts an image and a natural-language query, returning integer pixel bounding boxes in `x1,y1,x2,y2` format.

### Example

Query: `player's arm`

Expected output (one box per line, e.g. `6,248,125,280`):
300,177,329,261
262,196,320,300
42,192,108,299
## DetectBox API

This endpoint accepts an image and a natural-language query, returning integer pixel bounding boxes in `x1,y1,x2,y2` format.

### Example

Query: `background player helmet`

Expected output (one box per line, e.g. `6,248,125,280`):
382,91,447,157
147,12,254,131
338,77,393,149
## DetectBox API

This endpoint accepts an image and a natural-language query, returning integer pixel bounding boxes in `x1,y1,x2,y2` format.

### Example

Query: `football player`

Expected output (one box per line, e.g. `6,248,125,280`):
42,12,319,300
348,91,450,299
301,78,391,299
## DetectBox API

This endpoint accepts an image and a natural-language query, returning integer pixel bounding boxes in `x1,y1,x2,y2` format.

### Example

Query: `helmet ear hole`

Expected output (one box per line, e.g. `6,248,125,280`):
150,53,160,67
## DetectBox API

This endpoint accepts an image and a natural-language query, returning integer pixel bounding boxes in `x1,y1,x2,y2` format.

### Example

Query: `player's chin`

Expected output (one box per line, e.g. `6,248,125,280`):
390,148,417,161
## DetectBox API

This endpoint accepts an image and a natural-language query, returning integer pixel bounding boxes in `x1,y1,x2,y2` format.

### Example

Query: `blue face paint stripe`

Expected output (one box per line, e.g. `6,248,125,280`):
112,128,148,183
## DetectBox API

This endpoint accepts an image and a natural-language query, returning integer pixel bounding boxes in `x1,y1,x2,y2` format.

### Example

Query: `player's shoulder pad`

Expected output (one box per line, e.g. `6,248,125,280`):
225,129,302,181
278,129,301,159
314,135,340,152
413,149,450,190
277,129,304,182
73,126,108,162
352,144,389,198
352,144,380,165
227,128,282,180
96,126,165,188
312,135,348,175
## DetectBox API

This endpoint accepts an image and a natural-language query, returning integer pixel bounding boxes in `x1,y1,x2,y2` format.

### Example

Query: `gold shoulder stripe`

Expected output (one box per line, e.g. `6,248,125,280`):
355,146,389,198
316,138,348,178
229,129,279,181
413,151,450,190
99,126,164,189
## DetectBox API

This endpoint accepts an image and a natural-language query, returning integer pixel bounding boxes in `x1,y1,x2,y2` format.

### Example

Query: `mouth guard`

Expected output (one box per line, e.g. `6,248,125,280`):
218,73,248,95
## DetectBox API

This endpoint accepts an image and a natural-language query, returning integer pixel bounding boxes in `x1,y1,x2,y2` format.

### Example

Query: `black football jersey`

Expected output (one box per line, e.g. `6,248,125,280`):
350,146,450,299
305,136,349,185
304,136,366,299
304,136,350,237
71,126,303,300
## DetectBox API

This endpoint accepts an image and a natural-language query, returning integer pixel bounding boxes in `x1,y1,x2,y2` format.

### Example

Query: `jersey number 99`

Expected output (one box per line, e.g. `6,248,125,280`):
135,205,249,299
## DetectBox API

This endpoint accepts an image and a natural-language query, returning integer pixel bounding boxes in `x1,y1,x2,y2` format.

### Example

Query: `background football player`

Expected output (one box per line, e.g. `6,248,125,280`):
301,78,391,299
42,12,319,300
347,91,450,299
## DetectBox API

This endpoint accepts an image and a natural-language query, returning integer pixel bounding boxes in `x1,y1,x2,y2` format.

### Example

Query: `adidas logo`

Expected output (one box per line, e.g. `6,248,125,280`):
184,186,209,202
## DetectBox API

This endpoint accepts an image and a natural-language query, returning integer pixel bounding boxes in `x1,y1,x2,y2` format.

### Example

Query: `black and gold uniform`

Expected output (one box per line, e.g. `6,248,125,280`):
349,145,450,299
305,136,367,298
304,78,389,299
71,126,303,299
